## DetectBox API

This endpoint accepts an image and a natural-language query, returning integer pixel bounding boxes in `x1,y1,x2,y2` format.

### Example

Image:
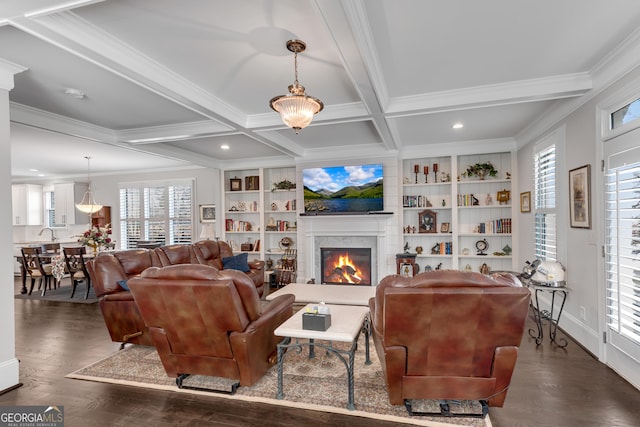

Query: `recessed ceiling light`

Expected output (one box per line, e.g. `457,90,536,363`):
452,123,464,129
64,88,85,99
29,168,38,172
221,144,230,150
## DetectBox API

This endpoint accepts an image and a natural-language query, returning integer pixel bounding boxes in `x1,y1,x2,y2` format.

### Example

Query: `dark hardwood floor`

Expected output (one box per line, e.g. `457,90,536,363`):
3,278,640,427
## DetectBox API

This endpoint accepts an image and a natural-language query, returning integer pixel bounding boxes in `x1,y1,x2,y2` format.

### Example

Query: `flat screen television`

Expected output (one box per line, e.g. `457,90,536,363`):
302,164,384,215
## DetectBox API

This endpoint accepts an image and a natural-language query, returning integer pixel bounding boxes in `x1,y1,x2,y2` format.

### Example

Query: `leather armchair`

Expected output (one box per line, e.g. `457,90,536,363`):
193,240,265,296
87,249,160,347
128,264,294,387
369,271,530,409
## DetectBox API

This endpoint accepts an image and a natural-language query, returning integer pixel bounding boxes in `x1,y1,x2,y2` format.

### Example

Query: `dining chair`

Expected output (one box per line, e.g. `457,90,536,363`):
63,246,91,299
40,242,61,254
21,247,55,296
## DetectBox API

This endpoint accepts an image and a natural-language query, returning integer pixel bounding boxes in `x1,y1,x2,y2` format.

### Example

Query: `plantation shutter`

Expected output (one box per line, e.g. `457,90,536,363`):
534,145,557,260
168,184,192,244
119,180,193,249
605,143,640,345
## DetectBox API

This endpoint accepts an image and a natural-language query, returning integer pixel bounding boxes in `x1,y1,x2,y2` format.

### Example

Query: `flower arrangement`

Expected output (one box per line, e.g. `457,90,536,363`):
462,162,498,180
78,224,114,252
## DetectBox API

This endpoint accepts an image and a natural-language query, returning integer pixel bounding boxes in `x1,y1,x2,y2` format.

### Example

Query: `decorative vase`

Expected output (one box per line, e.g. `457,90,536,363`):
89,244,98,256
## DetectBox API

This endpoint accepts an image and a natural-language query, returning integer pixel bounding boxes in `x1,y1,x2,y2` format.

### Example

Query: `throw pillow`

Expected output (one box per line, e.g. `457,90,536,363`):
117,279,130,291
222,252,251,273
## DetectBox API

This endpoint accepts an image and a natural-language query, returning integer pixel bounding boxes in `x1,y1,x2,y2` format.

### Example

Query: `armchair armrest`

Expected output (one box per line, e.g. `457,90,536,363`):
248,259,265,272
229,293,294,385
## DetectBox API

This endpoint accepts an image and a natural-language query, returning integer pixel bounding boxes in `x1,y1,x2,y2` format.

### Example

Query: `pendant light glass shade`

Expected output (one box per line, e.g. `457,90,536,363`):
75,156,103,214
270,40,323,134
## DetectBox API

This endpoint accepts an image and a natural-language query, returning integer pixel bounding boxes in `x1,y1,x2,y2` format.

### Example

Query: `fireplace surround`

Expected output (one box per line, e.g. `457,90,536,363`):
320,247,372,285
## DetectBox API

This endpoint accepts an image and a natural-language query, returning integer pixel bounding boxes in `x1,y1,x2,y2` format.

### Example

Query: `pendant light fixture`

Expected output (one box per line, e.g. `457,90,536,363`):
75,156,103,214
269,39,323,134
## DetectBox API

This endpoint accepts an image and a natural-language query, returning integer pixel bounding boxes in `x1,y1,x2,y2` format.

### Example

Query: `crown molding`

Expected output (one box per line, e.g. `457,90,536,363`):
386,73,592,116
119,120,235,144
10,102,116,143
0,58,27,90
399,138,516,159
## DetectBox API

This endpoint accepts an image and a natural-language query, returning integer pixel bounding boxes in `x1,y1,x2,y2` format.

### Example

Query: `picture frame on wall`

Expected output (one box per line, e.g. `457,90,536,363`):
418,209,437,233
199,204,216,223
520,191,531,213
569,164,591,228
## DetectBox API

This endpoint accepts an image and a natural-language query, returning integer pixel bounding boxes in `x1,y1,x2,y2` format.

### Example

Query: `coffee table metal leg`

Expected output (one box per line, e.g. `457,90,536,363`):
347,349,356,410
276,337,290,400
363,315,371,365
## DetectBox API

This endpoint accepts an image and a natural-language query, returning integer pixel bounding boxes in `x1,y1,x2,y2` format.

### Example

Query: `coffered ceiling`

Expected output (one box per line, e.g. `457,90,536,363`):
3,0,640,180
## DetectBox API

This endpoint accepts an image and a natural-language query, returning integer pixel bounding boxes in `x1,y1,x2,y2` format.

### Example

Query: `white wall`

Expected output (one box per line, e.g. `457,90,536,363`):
89,167,220,247
517,64,640,356
0,76,19,393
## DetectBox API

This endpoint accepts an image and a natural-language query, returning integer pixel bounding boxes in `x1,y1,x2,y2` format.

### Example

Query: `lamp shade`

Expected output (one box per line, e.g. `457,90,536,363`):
270,40,323,133
75,156,102,214
76,190,103,214
270,90,323,133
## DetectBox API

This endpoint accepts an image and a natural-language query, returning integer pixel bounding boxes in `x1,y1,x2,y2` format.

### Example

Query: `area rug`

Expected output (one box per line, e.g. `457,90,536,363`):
67,338,491,427
15,282,97,304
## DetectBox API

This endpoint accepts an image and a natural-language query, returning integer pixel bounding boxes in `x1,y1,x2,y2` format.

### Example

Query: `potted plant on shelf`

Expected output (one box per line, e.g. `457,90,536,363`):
462,162,498,180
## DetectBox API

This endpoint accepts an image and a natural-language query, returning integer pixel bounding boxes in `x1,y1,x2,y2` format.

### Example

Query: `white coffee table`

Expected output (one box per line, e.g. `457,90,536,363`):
274,303,371,410
267,283,375,306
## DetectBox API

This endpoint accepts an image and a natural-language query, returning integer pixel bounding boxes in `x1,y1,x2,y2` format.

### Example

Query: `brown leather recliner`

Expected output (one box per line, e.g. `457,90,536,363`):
87,249,161,347
369,271,530,412
127,264,294,387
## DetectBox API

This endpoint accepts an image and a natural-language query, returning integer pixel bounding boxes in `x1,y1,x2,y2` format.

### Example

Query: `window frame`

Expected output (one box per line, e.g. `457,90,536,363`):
119,179,194,249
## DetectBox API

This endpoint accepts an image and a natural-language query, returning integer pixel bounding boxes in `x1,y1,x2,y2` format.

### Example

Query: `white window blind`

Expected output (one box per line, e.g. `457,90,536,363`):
534,145,557,260
119,180,193,249
605,162,640,344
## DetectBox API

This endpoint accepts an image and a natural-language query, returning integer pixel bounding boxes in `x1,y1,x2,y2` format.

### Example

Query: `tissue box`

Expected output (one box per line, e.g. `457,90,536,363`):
302,313,332,331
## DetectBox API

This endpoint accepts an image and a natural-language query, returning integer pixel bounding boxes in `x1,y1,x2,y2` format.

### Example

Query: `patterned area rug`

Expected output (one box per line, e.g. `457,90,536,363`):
67,337,492,426
15,282,97,303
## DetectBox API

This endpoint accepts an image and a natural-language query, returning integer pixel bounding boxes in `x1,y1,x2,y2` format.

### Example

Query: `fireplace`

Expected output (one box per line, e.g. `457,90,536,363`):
320,247,372,285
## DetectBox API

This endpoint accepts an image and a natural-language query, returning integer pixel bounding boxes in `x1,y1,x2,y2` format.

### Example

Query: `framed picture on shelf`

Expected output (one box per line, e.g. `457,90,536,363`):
520,191,531,213
230,177,242,191
569,164,591,228
199,204,216,223
245,175,260,191
418,209,437,233
440,222,450,233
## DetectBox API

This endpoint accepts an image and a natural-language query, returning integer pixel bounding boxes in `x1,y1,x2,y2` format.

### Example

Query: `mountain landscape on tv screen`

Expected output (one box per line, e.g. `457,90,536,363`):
304,179,383,213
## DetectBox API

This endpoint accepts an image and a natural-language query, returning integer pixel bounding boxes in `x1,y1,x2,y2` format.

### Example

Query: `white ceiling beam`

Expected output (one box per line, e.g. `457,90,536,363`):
314,0,397,151
386,73,592,116
10,12,247,127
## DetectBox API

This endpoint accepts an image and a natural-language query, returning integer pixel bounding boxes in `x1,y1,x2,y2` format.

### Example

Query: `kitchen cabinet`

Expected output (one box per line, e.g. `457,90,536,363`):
54,182,88,225
91,206,111,227
12,184,43,225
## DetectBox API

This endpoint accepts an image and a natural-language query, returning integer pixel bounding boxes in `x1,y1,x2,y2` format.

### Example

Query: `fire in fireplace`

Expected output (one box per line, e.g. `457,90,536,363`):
320,247,372,285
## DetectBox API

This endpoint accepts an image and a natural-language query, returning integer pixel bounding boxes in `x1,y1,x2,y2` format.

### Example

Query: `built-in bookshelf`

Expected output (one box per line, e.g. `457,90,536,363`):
221,166,298,276
401,151,516,275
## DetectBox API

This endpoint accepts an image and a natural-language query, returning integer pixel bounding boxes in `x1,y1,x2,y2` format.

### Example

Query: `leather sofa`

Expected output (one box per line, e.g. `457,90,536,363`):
369,270,530,411
127,264,294,387
87,240,265,347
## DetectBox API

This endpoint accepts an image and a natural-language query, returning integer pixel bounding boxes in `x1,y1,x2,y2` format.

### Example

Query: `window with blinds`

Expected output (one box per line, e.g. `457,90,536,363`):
605,163,640,344
534,145,557,260
119,180,193,249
